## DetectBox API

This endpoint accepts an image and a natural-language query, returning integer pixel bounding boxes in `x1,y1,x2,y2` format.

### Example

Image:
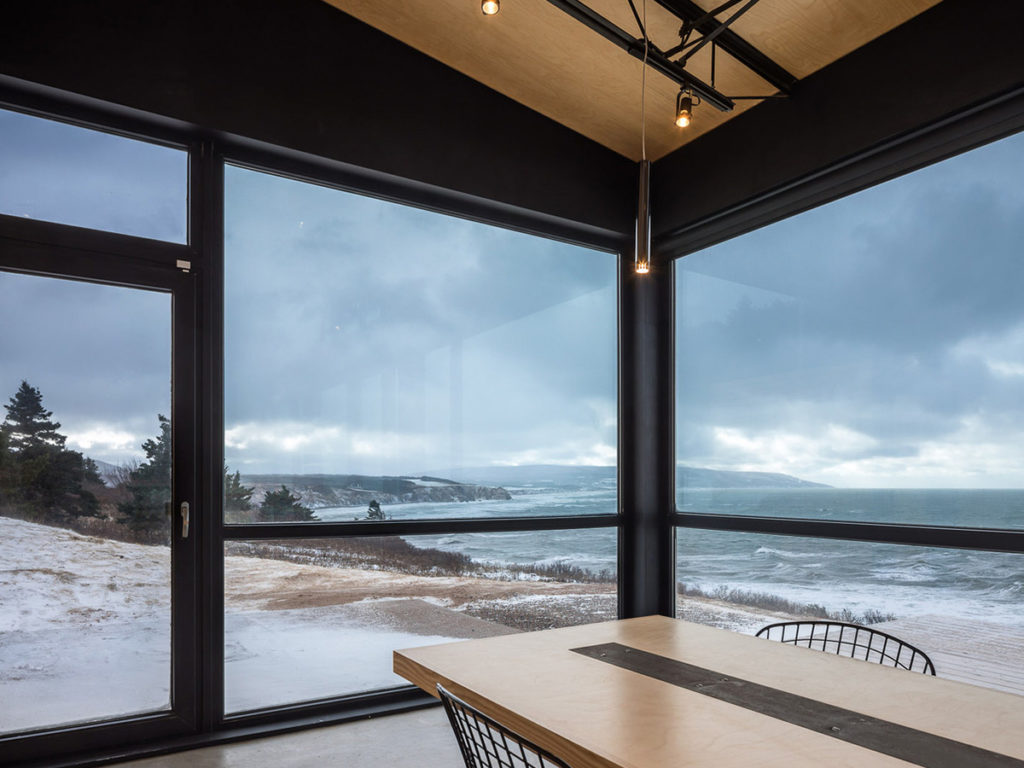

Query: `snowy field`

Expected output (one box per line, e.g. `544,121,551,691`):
1,516,800,733
0,517,173,732
0,518,464,732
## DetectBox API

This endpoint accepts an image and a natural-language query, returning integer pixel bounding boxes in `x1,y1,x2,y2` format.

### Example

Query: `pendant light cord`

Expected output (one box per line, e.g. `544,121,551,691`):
641,0,648,162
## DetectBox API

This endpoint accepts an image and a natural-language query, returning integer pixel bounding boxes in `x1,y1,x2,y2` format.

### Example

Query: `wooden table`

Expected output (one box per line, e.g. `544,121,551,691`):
394,615,1024,768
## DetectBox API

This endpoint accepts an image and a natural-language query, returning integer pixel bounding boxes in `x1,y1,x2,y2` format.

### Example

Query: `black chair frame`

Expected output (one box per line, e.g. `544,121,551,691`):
437,683,572,768
756,620,936,675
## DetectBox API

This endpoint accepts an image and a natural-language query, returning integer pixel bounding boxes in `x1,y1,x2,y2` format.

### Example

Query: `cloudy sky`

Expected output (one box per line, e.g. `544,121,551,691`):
1,107,1022,487
222,166,617,476
676,130,1024,488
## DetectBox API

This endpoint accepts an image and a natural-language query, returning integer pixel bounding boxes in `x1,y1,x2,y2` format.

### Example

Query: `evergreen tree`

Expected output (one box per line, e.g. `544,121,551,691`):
259,485,316,522
0,381,99,521
223,464,255,522
224,466,254,511
23,445,101,518
118,415,171,542
364,499,386,521
3,380,65,452
0,427,12,508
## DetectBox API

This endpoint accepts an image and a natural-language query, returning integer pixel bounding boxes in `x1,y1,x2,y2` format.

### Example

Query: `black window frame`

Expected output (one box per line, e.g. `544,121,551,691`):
0,96,204,765
0,81,626,766
1,69,1022,768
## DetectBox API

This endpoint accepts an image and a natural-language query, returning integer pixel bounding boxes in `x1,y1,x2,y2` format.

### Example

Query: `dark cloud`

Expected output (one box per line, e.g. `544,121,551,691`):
0,273,171,461
677,132,1024,485
221,165,617,471
3,107,1021,484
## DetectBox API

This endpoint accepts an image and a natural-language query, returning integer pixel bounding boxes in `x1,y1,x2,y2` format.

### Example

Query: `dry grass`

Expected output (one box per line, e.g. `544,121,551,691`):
226,537,614,584
678,582,895,624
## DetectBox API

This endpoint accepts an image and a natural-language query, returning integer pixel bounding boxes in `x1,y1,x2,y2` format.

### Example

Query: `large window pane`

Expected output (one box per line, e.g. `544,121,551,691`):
676,529,1024,696
224,166,617,523
224,531,616,712
0,108,187,242
675,131,1024,527
0,271,172,734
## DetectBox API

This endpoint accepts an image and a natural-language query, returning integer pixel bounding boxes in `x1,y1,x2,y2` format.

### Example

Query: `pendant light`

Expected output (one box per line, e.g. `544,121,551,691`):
675,89,693,128
634,0,651,275
481,0,499,15
635,160,650,274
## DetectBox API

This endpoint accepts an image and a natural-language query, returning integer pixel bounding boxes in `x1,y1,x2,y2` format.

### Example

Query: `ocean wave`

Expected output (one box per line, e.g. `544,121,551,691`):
754,546,824,560
871,561,940,584
994,582,1023,598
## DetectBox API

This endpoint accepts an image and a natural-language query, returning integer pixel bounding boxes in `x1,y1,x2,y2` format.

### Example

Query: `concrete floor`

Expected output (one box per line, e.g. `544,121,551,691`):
119,708,462,768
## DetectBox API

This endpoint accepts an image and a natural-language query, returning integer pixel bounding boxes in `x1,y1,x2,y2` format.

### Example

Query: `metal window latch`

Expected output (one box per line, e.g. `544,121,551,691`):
180,502,190,538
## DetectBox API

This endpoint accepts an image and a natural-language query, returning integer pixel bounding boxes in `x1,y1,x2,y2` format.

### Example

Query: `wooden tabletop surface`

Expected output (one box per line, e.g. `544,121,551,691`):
394,615,1024,768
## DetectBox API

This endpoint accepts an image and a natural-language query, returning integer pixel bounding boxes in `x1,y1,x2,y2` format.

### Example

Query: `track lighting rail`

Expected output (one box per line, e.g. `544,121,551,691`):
544,0,735,111
673,0,761,66
654,0,796,93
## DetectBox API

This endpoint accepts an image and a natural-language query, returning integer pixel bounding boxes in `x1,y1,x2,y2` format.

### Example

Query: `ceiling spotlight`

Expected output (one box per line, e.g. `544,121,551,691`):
481,0,500,15
675,89,700,128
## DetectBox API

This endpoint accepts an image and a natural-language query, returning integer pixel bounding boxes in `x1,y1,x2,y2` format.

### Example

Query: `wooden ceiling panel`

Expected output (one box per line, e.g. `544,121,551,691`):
321,0,943,161
692,0,942,78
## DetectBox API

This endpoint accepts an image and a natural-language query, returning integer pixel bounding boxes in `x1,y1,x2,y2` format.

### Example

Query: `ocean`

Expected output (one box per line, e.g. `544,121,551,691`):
315,484,1024,628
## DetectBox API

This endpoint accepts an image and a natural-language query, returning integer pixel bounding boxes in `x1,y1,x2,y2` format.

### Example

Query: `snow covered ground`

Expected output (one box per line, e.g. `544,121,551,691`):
0,518,462,732
0,518,172,732
0,516,791,734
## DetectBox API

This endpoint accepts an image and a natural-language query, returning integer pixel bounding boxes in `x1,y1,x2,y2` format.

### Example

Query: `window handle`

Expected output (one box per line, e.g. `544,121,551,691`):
180,502,190,538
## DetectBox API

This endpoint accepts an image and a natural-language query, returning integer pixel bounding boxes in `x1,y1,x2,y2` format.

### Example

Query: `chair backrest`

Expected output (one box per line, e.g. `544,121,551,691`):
437,684,572,768
756,621,936,675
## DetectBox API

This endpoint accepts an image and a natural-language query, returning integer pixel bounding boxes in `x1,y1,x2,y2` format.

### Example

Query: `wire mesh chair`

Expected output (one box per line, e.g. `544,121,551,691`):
437,684,572,768
756,621,936,675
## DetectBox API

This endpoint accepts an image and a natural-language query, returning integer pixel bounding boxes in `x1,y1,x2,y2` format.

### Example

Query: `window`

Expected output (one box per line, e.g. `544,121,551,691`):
0,108,187,242
223,164,618,710
0,271,173,734
675,131,1024,695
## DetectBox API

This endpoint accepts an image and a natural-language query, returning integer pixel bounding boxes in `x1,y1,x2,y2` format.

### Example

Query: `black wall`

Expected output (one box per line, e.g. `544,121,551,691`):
0,0,636,240
4,0,1022,255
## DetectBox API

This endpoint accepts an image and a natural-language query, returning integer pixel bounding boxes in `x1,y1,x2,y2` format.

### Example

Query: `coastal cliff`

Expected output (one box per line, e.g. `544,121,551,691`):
241,474,512,509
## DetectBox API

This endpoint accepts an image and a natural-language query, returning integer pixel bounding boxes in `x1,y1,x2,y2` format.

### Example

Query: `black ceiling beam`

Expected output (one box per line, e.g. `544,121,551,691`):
544,0,735,111
654,0,797,93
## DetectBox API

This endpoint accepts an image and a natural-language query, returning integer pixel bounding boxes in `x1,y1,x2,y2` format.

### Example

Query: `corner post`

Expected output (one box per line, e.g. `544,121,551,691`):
618,248,676,618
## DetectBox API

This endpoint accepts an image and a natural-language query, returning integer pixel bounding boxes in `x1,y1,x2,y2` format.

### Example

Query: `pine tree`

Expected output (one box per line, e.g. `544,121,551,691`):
3,380,66,452
118,415,171,542
0,427,13,509
364,499,386,521
259,485,316,522
224,464,255,522
0,381,98,521
27,446,101,518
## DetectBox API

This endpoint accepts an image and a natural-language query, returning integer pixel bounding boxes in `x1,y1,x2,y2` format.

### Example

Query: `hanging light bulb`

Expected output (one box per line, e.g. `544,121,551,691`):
635,159,651,274
481,0,500,15
675,89,693,128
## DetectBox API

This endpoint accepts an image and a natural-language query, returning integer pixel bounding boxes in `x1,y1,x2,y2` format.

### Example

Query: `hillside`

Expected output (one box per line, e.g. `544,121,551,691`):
678,466,830,489
422,464,829,490
240,474,511,509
